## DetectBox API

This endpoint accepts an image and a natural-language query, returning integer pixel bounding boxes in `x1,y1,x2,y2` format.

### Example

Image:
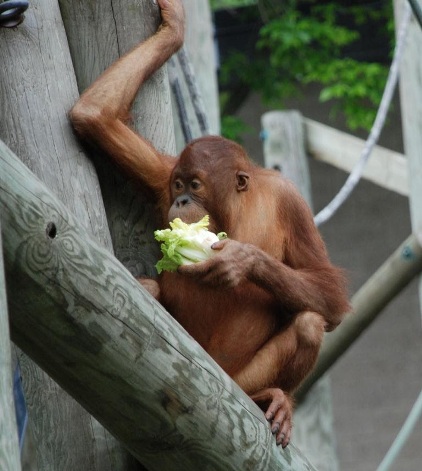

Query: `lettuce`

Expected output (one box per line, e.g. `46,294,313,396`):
154,216,227,273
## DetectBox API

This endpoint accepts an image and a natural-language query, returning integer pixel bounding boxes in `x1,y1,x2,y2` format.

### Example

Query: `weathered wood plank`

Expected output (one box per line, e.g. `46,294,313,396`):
304,118,409,197
0,225,21,471
394,0,422,314
59,0,176,278
171,0,220,149
169,54,202,148
261,110,337,471
182,0,220,136
0,138,316,471
0,6,111,249
262,111,312,205
0,2,129,469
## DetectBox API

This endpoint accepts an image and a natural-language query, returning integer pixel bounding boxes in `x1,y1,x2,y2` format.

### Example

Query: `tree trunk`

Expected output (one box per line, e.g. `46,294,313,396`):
0,1,133,469
59,0,176,278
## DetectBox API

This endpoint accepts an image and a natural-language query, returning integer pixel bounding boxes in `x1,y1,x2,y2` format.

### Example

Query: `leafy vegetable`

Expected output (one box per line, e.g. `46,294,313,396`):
154,216,227,274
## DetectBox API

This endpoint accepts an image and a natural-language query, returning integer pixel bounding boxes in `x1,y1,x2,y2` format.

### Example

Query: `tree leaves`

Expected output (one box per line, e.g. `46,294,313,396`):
219,1,392,134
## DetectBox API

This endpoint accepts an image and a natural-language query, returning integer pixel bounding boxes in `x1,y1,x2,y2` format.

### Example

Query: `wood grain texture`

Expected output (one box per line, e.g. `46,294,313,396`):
182,0,220,136
170,54,203,150
394,0,422,225
304,118,409,197
0,1,130,469
1,139,316,471
262,111,313,206
394,0,422,315
0,4,111,250
0,225,22,471
59,0,176,278
171,0,220,152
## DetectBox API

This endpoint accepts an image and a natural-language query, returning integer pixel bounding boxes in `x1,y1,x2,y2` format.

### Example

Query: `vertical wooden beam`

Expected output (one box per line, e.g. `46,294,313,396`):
0,2,131,470
169,55,202,150
394,0,422,314
171,0,220,151
262,111,312,206
59,0,176,278
183,0,220,136
262,110,339,471
0,224,21,471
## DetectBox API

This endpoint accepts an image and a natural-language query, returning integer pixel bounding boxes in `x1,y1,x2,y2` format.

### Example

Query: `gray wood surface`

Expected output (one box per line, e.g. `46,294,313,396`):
170,0,220,152
394,0,422,314
183,0,220,137
0,1,131,469
1,139,316,471
59,0,176,278
304,118,408,196
262,111,312,206
0,225,21,471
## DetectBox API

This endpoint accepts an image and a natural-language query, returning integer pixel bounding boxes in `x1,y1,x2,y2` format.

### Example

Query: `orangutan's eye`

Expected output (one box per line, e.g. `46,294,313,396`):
190,180,201,191
174,179,183,191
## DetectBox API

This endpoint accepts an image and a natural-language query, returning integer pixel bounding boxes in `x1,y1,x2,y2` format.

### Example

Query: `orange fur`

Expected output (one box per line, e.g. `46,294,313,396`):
69,1,349,446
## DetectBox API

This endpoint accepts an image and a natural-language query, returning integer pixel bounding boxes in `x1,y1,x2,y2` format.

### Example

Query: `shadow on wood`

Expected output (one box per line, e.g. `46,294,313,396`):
0,223,21,471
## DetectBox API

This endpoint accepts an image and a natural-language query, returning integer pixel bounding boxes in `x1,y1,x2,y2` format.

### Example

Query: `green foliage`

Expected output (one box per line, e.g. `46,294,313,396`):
220,115,254,142
219,1,392,136
210,0,256,10
311,59,387,130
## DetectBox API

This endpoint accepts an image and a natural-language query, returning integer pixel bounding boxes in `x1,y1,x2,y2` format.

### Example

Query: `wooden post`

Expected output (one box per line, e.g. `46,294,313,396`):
0,140,316,471
0,2,132,469
59,0,176,278
170,0,220,152
183,0,220,136
0,224,21,471
262,111,312,205
262,110,338,471
394,0,422,316
169,54,203,149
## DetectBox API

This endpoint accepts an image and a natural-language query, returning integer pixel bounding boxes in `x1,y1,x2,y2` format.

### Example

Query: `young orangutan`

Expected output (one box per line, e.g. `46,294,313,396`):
70,0,349,447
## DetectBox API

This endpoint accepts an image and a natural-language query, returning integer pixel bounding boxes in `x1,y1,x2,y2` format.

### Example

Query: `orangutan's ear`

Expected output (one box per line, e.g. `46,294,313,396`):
236,171,249,192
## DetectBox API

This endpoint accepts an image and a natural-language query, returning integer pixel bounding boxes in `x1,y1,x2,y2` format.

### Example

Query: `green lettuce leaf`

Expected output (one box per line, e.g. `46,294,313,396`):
154,215,227,274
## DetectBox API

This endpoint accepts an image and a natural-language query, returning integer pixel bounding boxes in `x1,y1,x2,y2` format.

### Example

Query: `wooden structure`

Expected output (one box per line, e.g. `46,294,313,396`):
0,1,132,468
260,2,422,468
59,0,175,278
261,108,422,468
171,0,220,151
0,139,315,470
0,0,314,469
304,119,408,197
2,0,421,468
394,0,422,312
0,224,21,471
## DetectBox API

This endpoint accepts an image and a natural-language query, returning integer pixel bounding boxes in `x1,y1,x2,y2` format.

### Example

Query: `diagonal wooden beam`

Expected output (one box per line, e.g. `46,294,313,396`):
0,139,316,471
